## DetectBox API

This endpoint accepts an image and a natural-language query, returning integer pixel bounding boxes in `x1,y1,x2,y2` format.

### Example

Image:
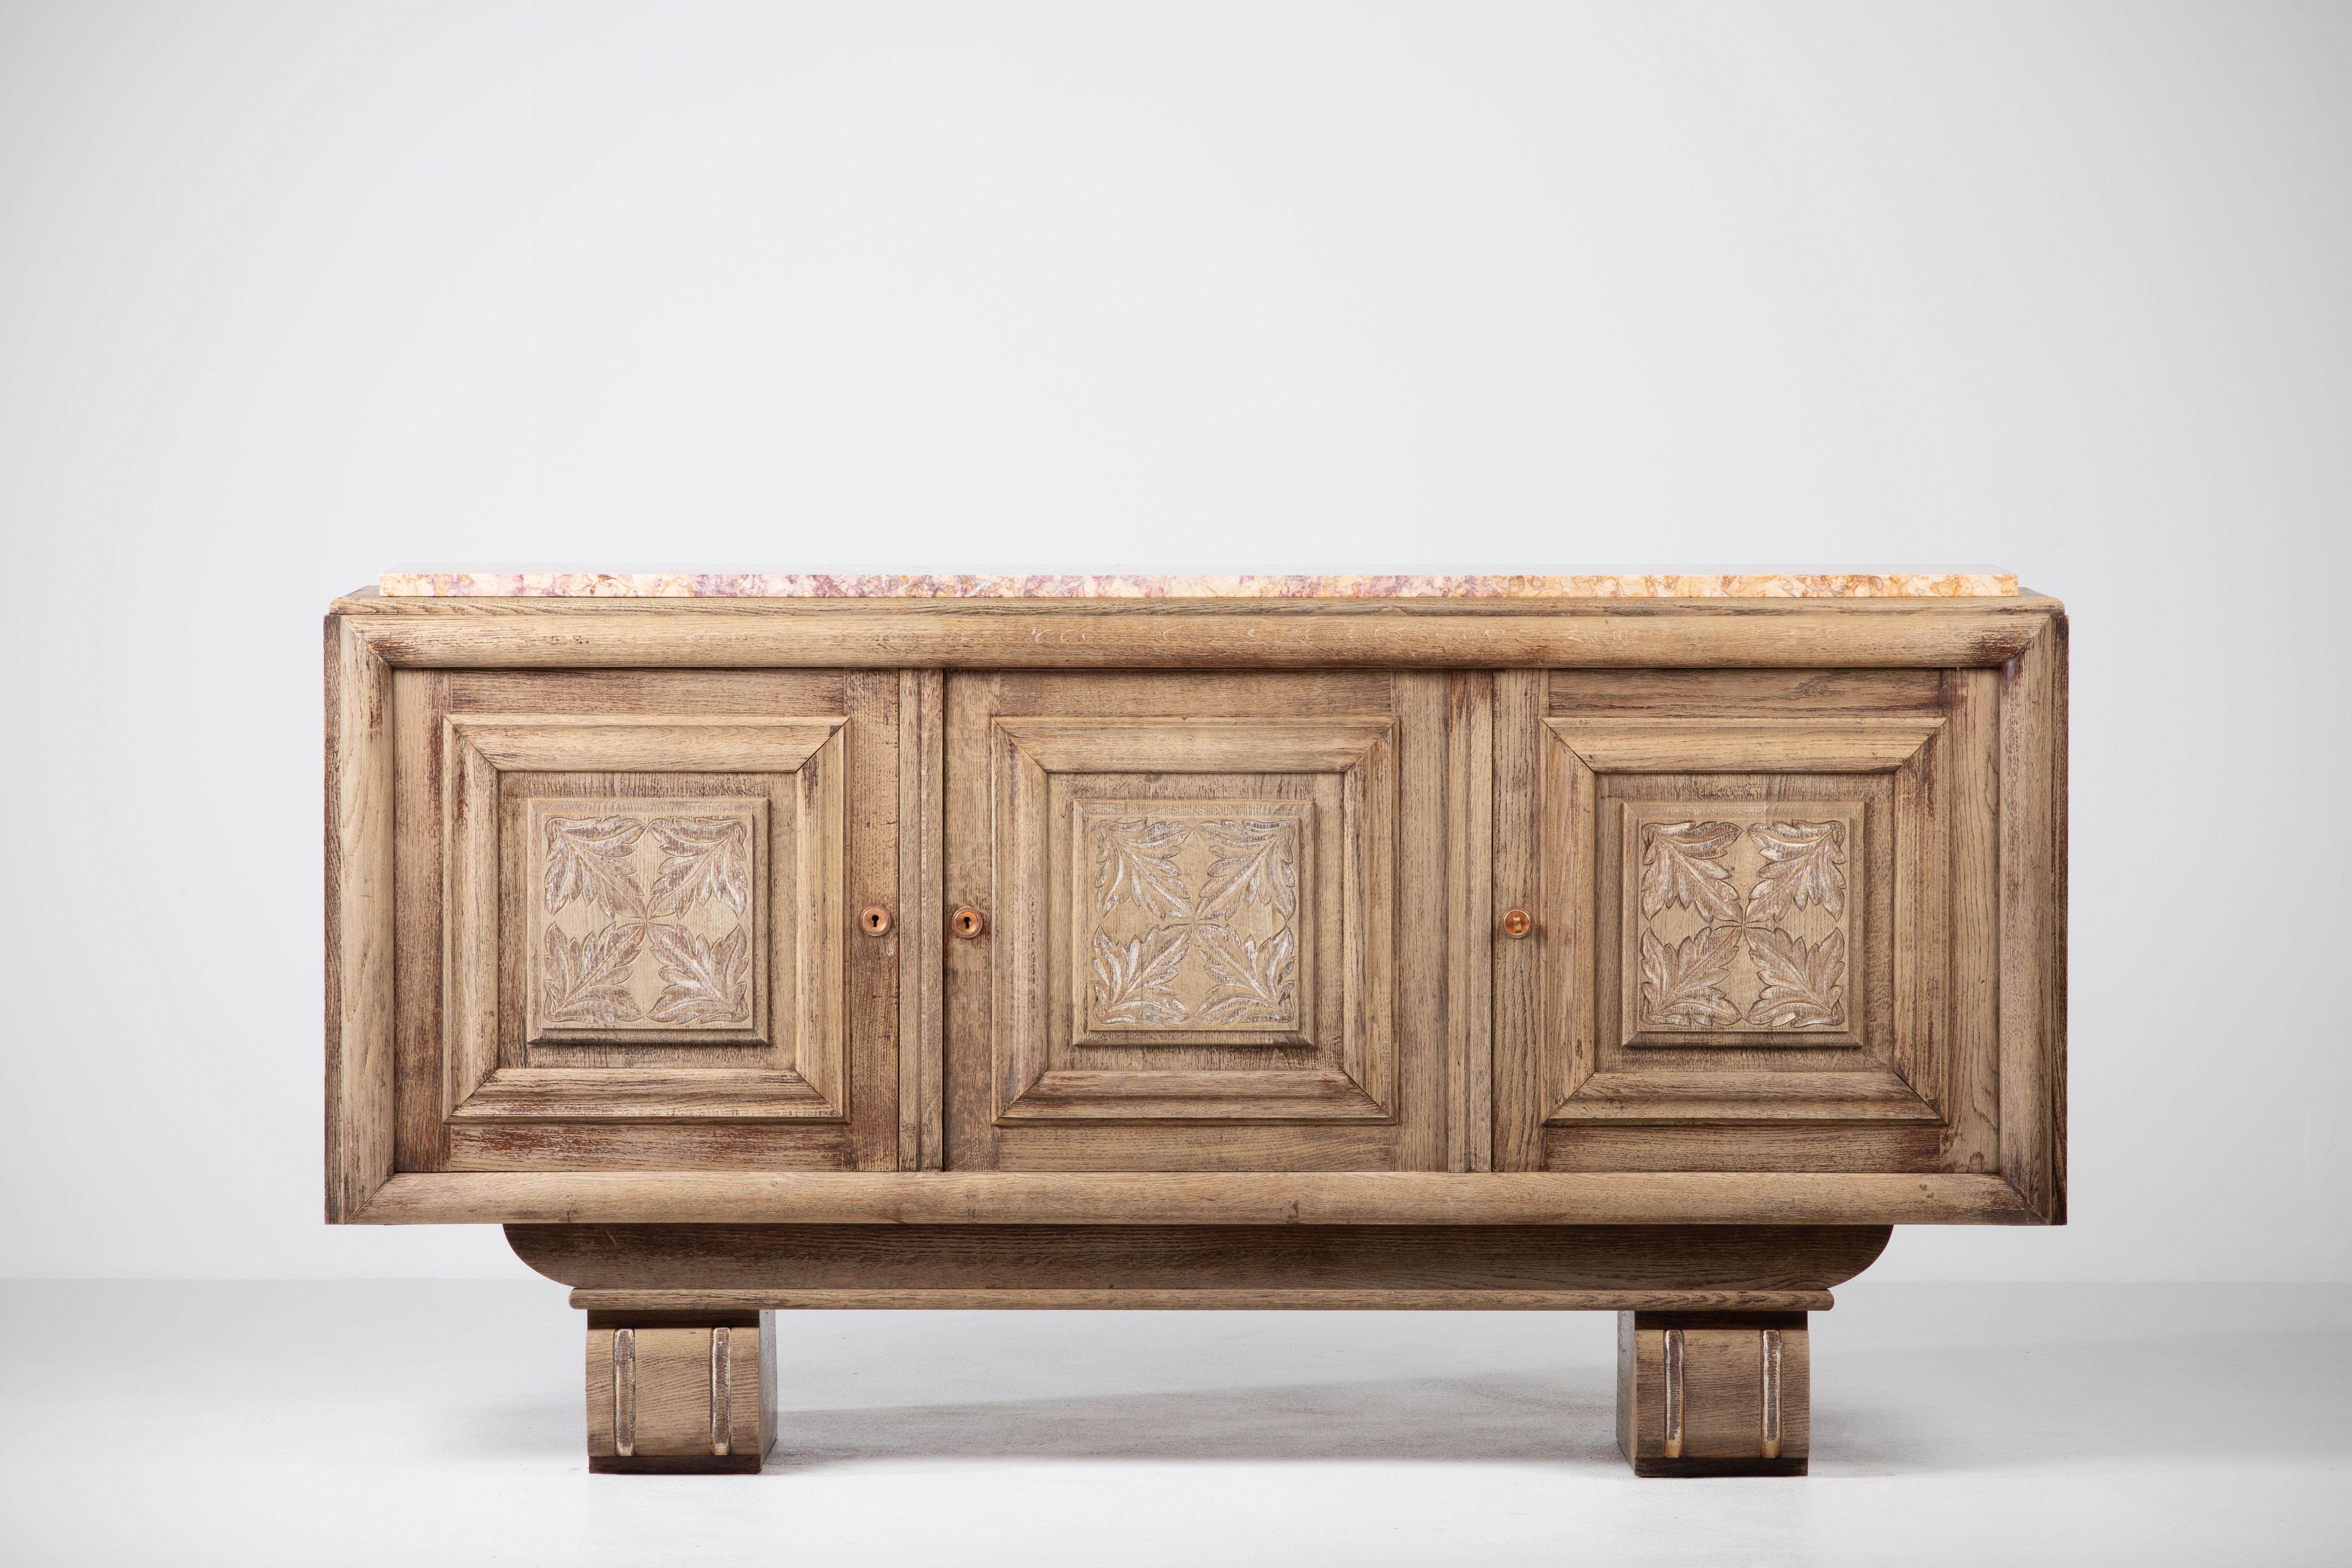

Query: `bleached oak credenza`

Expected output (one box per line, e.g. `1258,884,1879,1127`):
325,571,2065,1476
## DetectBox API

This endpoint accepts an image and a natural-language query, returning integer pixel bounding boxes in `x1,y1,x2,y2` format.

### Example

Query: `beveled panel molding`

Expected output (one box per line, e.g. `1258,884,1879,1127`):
440,714,849,1124
1530,712,1955,1131
989,713,1397,1125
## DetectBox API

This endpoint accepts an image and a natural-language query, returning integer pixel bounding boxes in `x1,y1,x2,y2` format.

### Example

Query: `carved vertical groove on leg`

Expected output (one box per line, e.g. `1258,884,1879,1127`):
709,1327,731,1457
612,1327,637,1457
1661,1327,1686,1458
587,1312,774,1474
1619,1310,1809,1477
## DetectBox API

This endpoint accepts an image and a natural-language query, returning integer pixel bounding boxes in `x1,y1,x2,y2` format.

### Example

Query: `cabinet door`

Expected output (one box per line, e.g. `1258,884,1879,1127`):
945,671,1463,1172
1495,669,1998,1175
392,669,902,1173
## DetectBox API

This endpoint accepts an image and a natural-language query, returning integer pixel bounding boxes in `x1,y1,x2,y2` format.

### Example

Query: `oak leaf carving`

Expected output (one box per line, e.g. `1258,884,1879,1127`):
1746,820,1846,925
1091,926,1188,1025
1091,821,1192,920
1745,926,1846,1028
648,817,751,917
541,922,645,1025
543,817,646,918
1196,924,1298,1024
645,923,751,1024
1639,821,1743,923
1639,926,1743,1028
1195,820,1299,921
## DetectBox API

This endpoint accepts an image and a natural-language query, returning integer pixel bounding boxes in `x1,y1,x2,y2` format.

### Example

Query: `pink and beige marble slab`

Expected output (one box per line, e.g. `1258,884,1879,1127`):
379,570,2018,599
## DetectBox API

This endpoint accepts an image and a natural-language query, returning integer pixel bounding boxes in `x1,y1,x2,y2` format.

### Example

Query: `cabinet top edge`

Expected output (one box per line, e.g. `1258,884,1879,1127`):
370,568,2021,601
332,587,2064,618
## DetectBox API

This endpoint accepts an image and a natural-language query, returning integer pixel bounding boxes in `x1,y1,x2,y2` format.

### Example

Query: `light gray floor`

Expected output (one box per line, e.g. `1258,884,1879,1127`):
0,1281,2343,1566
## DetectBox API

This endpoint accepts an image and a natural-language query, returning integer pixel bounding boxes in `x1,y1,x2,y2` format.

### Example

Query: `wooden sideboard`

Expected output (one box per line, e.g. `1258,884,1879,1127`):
325,586,2067,1476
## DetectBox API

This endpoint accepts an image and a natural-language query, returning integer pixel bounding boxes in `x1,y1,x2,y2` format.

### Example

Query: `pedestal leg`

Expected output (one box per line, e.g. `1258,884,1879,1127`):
1617,1311,1808,1477
585,1311,777,1474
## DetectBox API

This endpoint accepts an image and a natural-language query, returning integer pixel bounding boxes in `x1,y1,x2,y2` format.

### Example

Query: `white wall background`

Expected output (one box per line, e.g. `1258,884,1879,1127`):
1,1,2345,1282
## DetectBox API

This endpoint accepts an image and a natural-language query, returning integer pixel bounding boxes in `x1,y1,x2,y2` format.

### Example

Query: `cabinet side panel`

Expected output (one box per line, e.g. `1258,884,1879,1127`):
1946,668,2003,1175
1999,618,2067,1221
326,617,397,1218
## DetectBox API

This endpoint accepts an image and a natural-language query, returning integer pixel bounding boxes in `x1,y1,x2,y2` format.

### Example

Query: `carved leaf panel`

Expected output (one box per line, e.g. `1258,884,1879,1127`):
1638,820,1744,924
1639,927,1743,1027
1195,820,1300,920
1744,926,1847,1028
1197,925,1298,1024
1075,802,1309,1039
542,923,646,1025
1621,804,1860,1040
1091,820,1193,920
543,817,647,919
645,923,752,1024
1091,926,1190,1025
1746,820,1847,924
525,800,766,1041
647,816,751,917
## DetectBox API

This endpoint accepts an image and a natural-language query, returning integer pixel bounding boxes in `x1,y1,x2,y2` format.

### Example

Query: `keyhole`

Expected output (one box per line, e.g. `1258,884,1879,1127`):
952,907,987,939
860,906,893,937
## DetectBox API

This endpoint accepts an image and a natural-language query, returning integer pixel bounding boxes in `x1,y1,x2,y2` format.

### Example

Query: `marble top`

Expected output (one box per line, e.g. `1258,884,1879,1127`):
380,568,2018,599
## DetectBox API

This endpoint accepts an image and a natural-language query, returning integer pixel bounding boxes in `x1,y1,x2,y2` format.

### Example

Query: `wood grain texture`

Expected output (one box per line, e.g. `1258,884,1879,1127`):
1447,671,1493,1172
332,592,2059,670
350,1170,2042,1224
509,1222,1889,1291
325,614,396,1219
1492,671,1547,1173
2000,615,2069,1221
1545,668,1951,715
1944,668,2004,1176
843,670,902,1171
449,716,842,773
1547,717,1946,772
898,670,945,1170
1618,1310,1809,1477
446,1123,855,1171
394,670,453,1174
585,1313,774,1473
1394,672,1450,1173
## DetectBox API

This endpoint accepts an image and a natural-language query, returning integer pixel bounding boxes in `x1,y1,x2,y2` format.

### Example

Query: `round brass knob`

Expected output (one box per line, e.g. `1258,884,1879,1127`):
1501,908,1533,939
952,906,987,939
859,906,894,936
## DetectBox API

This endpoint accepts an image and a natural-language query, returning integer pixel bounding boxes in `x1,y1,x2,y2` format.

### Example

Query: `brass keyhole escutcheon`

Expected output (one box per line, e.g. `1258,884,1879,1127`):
952,906,987,939
859,906,893,937
1501,908,1533,939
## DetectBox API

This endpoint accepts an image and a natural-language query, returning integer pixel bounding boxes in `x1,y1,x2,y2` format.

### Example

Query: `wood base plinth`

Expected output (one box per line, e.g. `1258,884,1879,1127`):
585,1311,776,1474
1617,1310,1809,1477
547,1228,1855,1476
